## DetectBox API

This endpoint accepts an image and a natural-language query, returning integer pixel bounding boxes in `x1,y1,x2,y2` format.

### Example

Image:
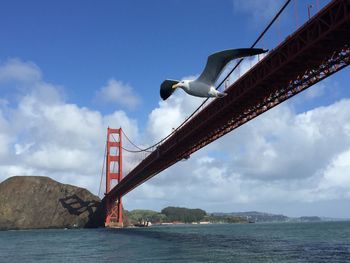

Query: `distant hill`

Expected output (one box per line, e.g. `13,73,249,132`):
126,207,207,224
125,209,332,225
124,209,166,224
161,207,206,223
126,207,249,224
211,211,323,223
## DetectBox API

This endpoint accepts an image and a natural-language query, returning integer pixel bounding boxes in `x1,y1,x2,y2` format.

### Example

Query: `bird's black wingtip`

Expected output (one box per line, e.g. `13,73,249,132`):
160,90,168,100
160,79,179,101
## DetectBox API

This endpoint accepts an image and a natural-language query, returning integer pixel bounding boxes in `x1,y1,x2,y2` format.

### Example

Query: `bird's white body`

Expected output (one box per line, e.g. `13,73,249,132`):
174,80,226,98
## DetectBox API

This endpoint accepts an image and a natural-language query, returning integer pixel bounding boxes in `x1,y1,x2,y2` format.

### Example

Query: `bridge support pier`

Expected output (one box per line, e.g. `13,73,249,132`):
105,127,123,228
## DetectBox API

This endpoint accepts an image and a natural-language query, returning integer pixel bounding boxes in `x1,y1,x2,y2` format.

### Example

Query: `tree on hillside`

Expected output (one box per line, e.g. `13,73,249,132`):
161,207,206,223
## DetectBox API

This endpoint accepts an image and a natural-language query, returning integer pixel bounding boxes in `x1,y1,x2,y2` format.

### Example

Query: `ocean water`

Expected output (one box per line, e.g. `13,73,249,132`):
0,221,349,262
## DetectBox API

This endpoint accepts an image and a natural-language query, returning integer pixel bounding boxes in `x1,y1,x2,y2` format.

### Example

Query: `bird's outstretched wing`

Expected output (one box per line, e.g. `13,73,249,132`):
197,48,268,85
160,79,180,100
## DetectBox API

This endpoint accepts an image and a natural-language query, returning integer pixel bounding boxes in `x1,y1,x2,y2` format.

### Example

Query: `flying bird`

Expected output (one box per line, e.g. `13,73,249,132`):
160,48,268,100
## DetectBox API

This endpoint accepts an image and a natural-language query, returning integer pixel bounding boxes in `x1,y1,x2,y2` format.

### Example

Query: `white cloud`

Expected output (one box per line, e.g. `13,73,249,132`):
1,57,349,217
232,0,284,22
95,79,140,109
0,58,42,84
181,74,198,81
319,149,350,197
0,111,13,159
214,99,350,185
127,90,350,216
0,59,140,195
146,91,207,142
303,83,326,99
15,142,34,155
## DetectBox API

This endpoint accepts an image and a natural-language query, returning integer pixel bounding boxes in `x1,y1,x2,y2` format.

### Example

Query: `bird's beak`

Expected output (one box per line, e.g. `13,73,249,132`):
172,83,180,89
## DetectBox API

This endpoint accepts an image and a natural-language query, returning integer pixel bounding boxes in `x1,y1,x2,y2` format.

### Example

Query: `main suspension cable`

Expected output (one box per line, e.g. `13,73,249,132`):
121,129,152,153
118,0,292,154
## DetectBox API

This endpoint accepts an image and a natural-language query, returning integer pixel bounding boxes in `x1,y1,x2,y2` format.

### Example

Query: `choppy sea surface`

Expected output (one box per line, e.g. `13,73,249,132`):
1,221,350,262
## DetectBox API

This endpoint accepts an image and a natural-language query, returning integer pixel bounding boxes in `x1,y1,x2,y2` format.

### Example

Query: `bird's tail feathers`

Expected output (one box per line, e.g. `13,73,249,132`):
160,79,179,100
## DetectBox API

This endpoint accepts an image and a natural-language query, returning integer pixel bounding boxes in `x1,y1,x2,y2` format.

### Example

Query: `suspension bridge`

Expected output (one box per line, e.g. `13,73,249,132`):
101,0,350,227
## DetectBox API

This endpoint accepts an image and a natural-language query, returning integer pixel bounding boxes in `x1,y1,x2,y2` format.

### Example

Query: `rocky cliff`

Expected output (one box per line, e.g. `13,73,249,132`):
0,176,105,230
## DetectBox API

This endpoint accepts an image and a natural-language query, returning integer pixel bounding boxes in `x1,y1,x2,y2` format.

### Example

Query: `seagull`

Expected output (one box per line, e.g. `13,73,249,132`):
160,48,268,100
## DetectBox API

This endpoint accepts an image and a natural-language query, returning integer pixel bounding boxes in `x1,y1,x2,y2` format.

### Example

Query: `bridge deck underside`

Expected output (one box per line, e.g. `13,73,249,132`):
106,0,350,200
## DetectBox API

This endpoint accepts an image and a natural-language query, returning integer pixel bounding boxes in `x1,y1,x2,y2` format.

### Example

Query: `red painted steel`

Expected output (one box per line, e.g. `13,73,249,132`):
105,128,123,227
105,0,350,201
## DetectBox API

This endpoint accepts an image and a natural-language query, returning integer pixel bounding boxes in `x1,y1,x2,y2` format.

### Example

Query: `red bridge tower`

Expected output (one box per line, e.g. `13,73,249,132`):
105,127,123,227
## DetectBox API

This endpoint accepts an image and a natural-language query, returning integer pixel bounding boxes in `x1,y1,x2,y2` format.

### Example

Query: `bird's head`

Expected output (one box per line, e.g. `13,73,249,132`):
172,80,190,91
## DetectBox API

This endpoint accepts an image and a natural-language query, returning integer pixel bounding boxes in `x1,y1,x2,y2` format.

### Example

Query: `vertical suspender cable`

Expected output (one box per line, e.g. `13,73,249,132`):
98,138,107,197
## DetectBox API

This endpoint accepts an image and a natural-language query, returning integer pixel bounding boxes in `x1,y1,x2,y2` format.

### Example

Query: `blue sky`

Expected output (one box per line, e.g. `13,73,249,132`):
0,0,332,116
0,0,350,217
1,1,341,109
